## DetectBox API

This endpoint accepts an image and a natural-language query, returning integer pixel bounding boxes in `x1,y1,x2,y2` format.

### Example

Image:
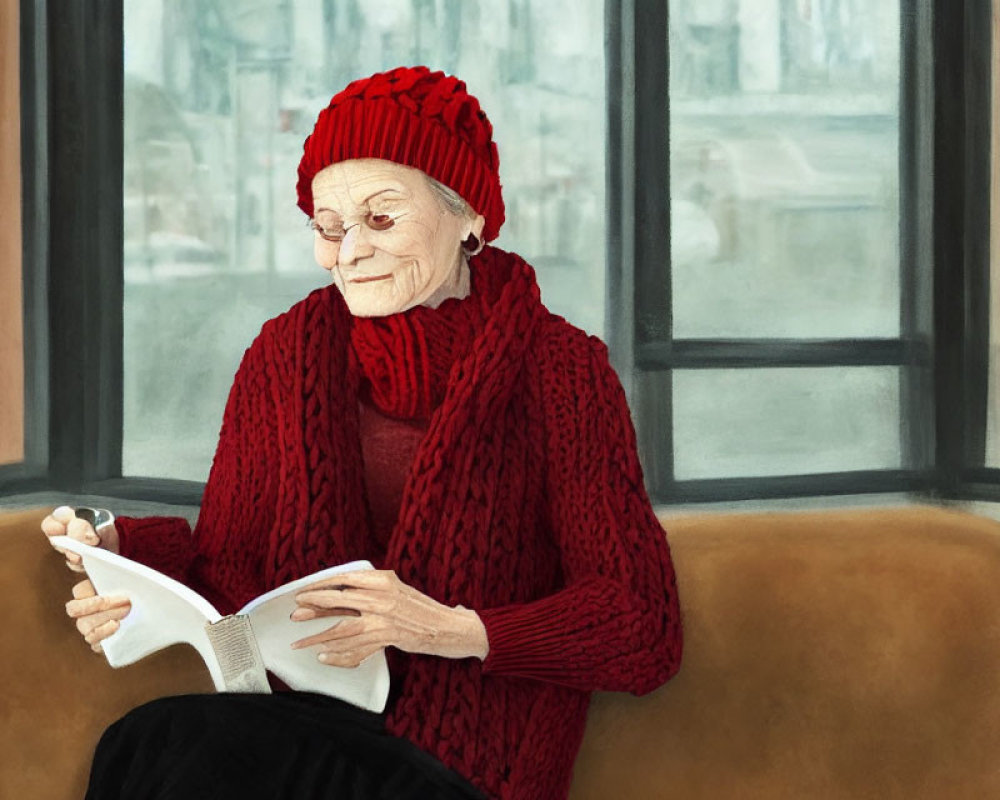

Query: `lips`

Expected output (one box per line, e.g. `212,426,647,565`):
349,274,393,284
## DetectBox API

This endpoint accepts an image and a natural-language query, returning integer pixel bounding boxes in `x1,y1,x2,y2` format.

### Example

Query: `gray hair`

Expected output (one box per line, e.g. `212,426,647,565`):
425,175,476,220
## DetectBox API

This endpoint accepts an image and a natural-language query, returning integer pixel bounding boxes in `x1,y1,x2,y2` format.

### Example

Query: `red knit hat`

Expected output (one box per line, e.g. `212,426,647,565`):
297,66,505,242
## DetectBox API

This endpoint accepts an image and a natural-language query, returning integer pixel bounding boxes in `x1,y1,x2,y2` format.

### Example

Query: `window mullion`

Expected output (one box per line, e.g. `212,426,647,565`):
640,339,925,370
46,0,123,491
898,0,936,477
626,0,673,499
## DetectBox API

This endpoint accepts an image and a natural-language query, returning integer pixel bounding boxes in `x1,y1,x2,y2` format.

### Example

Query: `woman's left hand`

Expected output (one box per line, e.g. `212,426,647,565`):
290,570,489,667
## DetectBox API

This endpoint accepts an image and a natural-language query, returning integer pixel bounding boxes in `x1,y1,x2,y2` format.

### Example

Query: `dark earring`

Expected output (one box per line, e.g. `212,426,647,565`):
462,233,481,255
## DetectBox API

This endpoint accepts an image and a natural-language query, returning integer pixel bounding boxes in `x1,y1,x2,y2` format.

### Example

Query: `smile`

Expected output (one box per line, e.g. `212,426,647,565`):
349,274,393,284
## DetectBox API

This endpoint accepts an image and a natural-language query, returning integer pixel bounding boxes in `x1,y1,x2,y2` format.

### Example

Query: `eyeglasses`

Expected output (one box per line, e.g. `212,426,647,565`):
308,212,396,243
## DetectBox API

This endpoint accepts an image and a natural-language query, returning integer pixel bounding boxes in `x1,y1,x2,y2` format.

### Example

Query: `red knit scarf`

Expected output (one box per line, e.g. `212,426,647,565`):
349,258,505,420
262,245,543,596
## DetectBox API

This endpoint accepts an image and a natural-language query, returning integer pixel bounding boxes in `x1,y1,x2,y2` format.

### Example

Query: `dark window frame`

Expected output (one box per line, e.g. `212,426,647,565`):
3,0,996,510
5,0,204,506
610,0,971,506
932,0,999,502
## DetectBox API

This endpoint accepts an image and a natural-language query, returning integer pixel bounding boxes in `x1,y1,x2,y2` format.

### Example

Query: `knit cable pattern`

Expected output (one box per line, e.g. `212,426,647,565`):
297,66,505,241
116,246,682,800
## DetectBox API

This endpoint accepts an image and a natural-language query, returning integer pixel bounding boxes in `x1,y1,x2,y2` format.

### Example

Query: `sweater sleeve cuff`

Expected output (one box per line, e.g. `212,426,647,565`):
115,516,195,582
479,599,582,678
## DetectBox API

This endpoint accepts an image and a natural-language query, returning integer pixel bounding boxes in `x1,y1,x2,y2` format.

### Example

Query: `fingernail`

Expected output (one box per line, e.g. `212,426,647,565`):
318,653,328,663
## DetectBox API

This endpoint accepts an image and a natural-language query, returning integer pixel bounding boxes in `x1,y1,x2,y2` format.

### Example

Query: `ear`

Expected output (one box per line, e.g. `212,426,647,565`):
466,213,486,243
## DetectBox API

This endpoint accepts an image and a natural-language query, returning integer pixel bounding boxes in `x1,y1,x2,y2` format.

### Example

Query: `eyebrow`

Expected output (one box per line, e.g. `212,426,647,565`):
362,187,406,203
314,187,407,216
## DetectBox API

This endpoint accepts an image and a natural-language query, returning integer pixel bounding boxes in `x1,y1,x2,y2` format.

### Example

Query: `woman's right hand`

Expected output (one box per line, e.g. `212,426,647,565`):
41,505,120,572
41,505,130,652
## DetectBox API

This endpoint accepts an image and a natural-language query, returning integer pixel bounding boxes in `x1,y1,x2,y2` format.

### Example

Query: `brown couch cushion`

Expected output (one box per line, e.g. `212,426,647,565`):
6,505,1000,799
0,508,212,800
571,506,1000,799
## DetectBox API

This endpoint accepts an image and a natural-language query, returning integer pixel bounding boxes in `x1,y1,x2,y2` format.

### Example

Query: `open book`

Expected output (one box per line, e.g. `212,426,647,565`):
52,536,390,713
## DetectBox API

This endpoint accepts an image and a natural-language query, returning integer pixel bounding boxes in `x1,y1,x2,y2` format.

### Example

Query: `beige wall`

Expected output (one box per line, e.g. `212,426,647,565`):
0,0,24,465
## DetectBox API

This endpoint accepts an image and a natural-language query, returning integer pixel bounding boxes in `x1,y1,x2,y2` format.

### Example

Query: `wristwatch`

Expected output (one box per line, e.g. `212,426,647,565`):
74,506,116,545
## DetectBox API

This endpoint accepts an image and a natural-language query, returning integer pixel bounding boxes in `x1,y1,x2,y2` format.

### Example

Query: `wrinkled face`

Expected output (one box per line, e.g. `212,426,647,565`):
311,159,482,317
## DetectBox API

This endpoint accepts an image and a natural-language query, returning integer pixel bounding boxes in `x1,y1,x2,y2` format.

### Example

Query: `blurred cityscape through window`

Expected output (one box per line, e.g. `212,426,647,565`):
668,0,902,480
123,0,605,480
670,0,899,338
123,1,904,487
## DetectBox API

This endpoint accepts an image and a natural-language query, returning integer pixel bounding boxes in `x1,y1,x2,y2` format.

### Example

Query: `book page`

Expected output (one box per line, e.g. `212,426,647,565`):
243,561,391,713
204,615,270,692
52,539,391,706
51,536,224,684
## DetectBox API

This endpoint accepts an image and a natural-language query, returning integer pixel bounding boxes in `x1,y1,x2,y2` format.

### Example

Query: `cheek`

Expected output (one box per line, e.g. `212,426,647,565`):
314,238,338,270
376,221,440,261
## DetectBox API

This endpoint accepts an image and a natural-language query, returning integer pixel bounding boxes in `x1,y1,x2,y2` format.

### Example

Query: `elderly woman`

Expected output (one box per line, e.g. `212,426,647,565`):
42,66,682,800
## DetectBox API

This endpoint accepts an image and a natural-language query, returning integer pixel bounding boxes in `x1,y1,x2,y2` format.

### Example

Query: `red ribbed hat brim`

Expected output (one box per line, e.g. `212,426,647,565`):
297,98,504,241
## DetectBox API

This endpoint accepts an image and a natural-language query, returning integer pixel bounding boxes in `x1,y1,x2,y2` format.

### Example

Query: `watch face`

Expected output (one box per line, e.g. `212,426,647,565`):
74,507,115,532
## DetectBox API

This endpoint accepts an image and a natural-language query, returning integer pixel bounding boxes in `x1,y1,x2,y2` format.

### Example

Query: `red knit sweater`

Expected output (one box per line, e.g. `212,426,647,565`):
115,246,683,800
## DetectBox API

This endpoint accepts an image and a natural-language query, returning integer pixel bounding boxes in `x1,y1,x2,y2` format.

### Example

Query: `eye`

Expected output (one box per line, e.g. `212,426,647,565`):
311,220,345,242
366,213,395,231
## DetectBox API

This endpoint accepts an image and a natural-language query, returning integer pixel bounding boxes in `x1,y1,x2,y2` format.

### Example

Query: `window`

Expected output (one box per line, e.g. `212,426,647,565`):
609,0,938,504
6,0,997,509
929,0,995,500
666,0,903,492
121,0,606,481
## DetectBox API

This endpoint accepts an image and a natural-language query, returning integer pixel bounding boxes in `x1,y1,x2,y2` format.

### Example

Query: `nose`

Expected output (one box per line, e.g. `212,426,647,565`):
337,224,375,266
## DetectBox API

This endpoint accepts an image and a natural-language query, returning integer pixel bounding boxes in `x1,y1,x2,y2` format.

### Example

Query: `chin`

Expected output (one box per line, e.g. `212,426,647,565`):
342,287,414,318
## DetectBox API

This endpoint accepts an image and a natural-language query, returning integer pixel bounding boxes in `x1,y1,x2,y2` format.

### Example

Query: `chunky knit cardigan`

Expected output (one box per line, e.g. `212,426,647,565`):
115,246,683,800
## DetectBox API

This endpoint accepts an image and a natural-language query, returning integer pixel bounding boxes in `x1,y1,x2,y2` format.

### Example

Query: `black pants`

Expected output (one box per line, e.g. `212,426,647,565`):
85,693,487,800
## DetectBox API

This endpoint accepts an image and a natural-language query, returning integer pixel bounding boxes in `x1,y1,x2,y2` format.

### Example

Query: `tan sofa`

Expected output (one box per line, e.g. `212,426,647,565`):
4,505,1000,799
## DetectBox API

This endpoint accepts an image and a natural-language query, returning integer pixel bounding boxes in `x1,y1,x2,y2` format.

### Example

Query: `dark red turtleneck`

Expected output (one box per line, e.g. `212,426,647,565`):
349,260,501,553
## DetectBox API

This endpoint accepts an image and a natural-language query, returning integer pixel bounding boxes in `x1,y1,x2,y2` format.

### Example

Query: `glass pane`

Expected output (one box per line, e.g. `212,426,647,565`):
669,0,900,338
123,0,605,480
0,0,23,466
673,367,901,479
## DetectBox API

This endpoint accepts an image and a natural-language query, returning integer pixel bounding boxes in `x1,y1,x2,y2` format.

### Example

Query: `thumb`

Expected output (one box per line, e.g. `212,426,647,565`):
52,505,76,525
